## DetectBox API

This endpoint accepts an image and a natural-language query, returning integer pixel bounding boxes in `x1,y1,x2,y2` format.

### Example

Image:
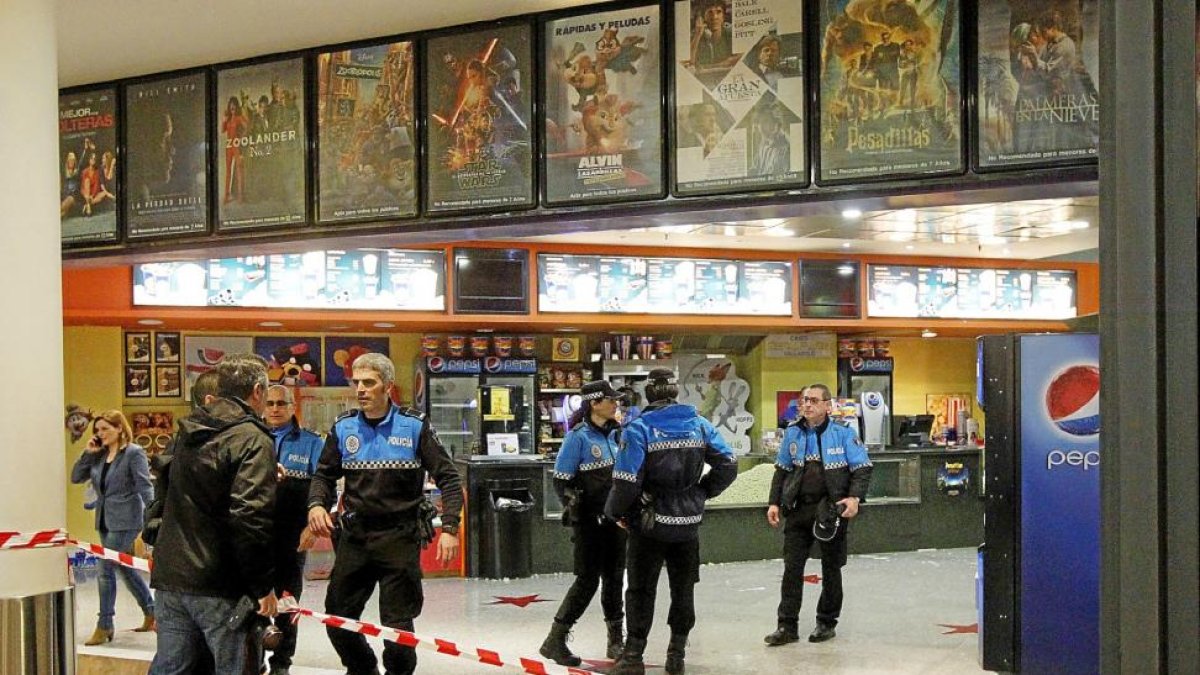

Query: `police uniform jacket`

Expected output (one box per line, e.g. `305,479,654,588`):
307,404,462,533
271,418,323,538
605,401,737,542
768,417,873,513
552,417,620,519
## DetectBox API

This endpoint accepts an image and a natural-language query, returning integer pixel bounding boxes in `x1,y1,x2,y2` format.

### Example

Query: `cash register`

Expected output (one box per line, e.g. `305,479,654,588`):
893,414,934,448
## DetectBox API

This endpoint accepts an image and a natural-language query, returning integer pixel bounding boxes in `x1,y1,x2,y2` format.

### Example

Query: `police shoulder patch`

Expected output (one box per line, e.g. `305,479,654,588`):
789,441,799,458
344,434,361,454
591,444,603,459
398,406,426,421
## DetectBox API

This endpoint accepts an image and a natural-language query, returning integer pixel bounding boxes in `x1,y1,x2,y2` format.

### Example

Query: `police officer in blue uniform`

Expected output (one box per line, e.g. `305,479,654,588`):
261,384,324,675
307,353,462,675
539,380,626,666
605,368,738,675
763,383,872,646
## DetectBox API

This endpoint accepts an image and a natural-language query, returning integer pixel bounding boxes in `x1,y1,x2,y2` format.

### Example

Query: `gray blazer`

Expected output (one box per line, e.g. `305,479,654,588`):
71,443,154,532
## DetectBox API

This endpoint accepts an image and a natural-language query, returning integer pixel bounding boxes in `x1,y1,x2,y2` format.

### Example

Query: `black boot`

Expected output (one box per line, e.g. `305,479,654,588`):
665,633,687,674
538,620,581,667
609,636,646,675
605,619,625,659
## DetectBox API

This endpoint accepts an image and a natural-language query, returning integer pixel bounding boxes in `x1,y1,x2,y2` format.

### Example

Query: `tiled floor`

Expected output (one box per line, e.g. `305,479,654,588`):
74,547,985,674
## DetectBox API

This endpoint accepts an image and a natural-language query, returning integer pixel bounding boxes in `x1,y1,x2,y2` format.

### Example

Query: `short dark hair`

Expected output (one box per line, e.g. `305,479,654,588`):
191,370,220,409
215,353,268,401
645,369,679,404
803,383,833,401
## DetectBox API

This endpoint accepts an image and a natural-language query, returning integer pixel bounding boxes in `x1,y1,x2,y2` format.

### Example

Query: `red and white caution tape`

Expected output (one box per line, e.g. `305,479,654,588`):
278,595,591,675
0,528,69,549
67,538,153,573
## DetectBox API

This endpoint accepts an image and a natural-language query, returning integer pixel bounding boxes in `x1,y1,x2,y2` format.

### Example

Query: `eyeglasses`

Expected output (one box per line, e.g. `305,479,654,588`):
801,397,831,405
265,400,292,408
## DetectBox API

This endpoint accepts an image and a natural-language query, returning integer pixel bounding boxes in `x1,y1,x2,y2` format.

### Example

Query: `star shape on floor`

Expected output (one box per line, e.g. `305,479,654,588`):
804,574,822,584
487,594,551,608
937,622,978,634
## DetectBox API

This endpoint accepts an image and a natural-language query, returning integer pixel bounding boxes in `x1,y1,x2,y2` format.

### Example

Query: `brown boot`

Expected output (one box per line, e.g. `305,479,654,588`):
665,633,688,674
84,627,113,646
606,619,625,659
609,637,646,675
133,614,156,632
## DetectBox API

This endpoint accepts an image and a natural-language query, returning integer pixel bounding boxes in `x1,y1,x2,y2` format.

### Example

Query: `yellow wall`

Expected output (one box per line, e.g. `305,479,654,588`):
746,333,839,444
888,337,985,437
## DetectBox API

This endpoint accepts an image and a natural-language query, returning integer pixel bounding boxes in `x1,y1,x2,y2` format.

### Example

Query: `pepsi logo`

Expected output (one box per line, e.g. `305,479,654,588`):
849,357,864,371
427,357,445,373
1045,364,1100,436
864,392,882,408
483,356,501,372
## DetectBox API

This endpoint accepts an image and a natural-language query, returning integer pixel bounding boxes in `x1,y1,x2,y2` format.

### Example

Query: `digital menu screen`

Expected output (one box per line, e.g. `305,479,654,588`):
539,254,792,315
134,249,445,310
868,265,1076,320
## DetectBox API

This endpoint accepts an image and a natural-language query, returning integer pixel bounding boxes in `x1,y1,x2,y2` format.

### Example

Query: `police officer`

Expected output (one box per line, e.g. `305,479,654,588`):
261,384,323,675
539,380,626,666
605,368,737,675
307,353,462,675
763,383,872,646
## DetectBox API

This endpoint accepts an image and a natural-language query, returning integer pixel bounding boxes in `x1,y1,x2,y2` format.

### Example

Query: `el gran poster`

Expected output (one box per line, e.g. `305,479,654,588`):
543,4,664,205
817,0,963,183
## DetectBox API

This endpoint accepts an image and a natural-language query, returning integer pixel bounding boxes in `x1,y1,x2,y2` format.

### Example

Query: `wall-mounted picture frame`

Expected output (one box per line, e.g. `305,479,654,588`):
59,86,120,246
125,331,151,363
155,331,181,363
215,56,308,232
125,365,152,398
254,335,323,386
155,365,183,397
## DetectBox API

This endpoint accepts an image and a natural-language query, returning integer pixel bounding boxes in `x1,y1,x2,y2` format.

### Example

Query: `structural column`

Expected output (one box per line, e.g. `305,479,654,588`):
1100,1,1199,673
0,1,69,594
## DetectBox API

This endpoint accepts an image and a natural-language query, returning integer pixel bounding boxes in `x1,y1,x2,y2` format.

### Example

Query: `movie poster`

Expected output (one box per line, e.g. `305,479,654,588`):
817,0,963,182
975,0,1099,168
216,58,307,231
317,42,417,222
59,87,119,244
425,24,534,213
125,73,209,238
543,4,664,205
673,0,806,194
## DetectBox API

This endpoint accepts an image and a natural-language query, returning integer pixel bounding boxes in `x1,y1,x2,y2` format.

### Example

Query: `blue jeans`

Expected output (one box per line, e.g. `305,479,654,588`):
97,529,154,630
149,590,256,675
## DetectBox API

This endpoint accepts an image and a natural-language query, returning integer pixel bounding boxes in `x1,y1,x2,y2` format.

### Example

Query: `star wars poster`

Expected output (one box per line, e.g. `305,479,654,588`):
543,4,664,205
317,41,417,222
125,72,209,239
59,87,119,245
975,0,1099,168
425,24,534,213
817,0,963,182
673,0,807,194
216,58,307,231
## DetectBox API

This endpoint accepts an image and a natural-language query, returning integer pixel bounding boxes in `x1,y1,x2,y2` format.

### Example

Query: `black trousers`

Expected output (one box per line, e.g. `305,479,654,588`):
776,503,848,629
625,533,700,642
325,526,423,675
554,518,627,625
267,542,307,669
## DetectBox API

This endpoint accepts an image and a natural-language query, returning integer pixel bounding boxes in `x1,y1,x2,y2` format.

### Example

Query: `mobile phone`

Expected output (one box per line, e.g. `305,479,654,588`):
91,435,102,447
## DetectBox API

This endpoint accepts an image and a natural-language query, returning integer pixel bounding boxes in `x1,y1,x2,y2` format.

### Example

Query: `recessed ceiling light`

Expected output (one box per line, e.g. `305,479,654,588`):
557,327,579,332
1002,248,1012,255
259,321,283,328
841,242,852,249
328,325,350,330
905,245,914,250
842,208,863,219
476,328,494,333
373,322,396,328
137,318,163,326
765,228,795,237
921,329,938,338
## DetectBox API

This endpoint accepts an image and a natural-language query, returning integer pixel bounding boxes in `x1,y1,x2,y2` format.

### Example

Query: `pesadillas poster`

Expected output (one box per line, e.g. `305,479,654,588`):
59,87,119,244
673,0,807,194
125,72,209,238
425,24,534,213
317,41,417,222
817,0,963,182
975,0,1099,168
543,3,664,205
216,58,307,231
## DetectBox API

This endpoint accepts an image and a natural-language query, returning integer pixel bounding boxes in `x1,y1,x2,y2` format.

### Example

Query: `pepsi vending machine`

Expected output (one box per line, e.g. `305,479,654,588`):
978,333,1100,675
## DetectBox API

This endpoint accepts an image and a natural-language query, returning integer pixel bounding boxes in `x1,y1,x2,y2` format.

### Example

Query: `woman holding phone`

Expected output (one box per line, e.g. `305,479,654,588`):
71,410,156,645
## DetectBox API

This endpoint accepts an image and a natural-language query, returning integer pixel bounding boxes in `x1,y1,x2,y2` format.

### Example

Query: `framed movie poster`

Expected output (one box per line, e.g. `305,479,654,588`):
975,0,1099,169
216,57,307,231
316,40,417,222
155,366,183,398
817,0,963,183
125,331,151,363
673,0,807,195
59,87,119,245
542,3,665,205
255,335,323,387
124,72,209,239
125,366,152,398
155,331,181,363
325,335,390,387
425,22,535,214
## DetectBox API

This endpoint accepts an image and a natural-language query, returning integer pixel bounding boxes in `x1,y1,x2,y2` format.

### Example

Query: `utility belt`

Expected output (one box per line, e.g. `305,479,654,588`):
337,503,439,549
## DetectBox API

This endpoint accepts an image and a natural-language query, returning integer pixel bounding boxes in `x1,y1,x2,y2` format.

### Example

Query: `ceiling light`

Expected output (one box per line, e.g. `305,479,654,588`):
921,329,938,338
259,321,283,328
723,226,737,237
841,208,863,219
836,264,855,276
905,244,914,250
1050,220,1089,232
841,242,852,249
373,322,396,328
328,325,350,330
137,318,163,326
1002,248,1012,255
765,228,795,237
476,328,494,333
557,327,579,332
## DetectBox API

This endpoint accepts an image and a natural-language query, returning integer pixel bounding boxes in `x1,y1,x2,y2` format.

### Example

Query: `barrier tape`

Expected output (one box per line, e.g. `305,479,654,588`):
0,528,69,549
278,596,592,675
67,538,154,573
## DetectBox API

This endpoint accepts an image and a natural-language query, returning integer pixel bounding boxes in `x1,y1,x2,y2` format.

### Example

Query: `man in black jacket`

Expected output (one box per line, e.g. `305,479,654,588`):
149,354,278,675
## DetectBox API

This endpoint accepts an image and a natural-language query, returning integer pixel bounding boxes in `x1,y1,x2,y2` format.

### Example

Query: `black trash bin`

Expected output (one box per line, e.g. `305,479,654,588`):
480,478,535,579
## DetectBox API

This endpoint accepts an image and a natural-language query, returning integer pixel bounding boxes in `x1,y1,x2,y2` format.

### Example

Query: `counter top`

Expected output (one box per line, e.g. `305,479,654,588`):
872,445,984,456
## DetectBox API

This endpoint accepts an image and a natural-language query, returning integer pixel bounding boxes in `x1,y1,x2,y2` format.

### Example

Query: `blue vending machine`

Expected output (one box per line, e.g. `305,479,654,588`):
978,333,1100,675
